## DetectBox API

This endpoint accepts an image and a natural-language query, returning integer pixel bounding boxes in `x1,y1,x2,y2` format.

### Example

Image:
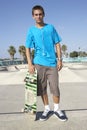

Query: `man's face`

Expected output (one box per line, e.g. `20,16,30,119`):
32,9,44,24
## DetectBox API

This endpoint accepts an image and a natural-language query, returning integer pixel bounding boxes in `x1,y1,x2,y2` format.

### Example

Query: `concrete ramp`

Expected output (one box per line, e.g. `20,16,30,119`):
7,65,19,71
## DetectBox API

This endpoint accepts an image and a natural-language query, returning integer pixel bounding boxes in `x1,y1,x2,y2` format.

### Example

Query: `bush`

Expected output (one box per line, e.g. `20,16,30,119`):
70,51,78,58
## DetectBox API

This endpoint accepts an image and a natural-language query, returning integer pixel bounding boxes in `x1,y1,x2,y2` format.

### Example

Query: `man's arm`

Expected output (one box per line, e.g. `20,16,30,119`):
55,43,62,71
26,48,35,73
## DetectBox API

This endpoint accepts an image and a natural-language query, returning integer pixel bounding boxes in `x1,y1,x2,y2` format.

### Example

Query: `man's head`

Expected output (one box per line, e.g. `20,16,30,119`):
32,5,45,16
32,5,45,24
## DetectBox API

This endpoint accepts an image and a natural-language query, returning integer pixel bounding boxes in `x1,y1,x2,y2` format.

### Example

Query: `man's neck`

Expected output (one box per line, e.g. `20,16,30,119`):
36,22,45,28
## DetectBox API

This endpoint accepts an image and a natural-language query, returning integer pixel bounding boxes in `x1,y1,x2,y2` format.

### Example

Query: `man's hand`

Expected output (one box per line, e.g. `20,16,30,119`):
57,60,62,71
28,64,35,74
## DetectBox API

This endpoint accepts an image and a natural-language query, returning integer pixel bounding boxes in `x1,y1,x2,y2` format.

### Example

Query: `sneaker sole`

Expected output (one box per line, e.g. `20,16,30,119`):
39,118,47,121
54,114,67,122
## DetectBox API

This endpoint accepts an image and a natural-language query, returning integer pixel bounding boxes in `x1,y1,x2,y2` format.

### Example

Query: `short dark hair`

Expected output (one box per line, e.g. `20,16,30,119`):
32,5,45,16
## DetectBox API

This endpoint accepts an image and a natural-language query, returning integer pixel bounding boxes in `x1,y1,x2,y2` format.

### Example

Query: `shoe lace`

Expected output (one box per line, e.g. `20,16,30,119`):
57,110,64,116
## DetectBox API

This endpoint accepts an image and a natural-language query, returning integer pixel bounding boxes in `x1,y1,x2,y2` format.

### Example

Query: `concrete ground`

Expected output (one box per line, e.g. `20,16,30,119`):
0,82,87,130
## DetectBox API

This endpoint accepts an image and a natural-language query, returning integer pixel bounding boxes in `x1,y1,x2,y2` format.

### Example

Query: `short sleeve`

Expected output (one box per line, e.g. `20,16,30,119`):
53,26,62,44
25,29,34,48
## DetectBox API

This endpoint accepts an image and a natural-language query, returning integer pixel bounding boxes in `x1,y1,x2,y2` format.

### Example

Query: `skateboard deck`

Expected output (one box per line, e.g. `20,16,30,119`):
23,70,37,114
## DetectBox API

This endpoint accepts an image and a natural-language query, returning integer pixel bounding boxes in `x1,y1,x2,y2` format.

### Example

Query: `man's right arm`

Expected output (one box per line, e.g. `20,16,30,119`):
26,48,35,73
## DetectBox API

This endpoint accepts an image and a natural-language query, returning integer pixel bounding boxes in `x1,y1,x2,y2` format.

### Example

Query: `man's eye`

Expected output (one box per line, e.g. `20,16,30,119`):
35,14,42,16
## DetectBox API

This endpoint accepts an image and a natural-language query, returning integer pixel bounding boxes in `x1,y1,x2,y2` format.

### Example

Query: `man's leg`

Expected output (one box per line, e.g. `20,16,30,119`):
53,95,60,103
53,95,60,111
47,67,67,121
39,94,51,121
46,67,60,111
41,94,49,105
35,65,51,121
41,94,50,111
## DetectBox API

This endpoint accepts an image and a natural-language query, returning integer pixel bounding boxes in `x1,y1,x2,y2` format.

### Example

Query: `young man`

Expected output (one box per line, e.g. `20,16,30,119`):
25,5,67,121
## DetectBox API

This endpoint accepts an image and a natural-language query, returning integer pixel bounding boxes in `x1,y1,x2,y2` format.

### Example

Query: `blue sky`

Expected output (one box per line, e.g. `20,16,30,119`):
0,0,87,58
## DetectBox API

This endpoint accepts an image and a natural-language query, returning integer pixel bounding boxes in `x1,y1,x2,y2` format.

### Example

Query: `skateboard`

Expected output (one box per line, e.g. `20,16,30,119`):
23,70,37,114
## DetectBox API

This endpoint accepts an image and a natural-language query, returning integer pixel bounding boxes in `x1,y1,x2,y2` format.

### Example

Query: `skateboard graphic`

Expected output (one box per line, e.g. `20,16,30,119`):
23,70,37,114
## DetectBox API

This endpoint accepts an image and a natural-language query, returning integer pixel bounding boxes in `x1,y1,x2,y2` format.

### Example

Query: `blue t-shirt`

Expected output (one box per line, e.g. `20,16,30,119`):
25,24,62,67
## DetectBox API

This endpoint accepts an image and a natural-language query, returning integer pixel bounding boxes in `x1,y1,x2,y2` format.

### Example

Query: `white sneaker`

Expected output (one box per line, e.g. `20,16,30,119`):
40,110,52,121
54,110,67,121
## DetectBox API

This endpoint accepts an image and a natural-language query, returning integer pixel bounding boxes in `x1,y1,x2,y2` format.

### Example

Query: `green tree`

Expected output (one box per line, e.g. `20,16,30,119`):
78,51,87,57
61,44,67,57
70,51,78,58
8,46,16,60
31,49,35,58
18,45,26,62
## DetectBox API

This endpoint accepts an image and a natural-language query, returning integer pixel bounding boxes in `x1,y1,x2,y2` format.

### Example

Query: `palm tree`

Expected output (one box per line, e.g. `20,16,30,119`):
78,47,81,57
8,46,16,60
31,49,35,58
61,44,67,57
18,45,26,62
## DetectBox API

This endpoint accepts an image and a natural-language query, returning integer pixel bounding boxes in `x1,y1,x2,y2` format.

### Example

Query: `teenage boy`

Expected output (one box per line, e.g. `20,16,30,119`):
25,5,67,121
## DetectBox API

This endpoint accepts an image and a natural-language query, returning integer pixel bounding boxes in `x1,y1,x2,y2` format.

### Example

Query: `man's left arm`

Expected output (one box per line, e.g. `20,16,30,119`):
55,43,62,71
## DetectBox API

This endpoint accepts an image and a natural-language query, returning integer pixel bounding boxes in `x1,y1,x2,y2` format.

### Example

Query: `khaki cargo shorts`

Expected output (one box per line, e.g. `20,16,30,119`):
35,64,60,96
